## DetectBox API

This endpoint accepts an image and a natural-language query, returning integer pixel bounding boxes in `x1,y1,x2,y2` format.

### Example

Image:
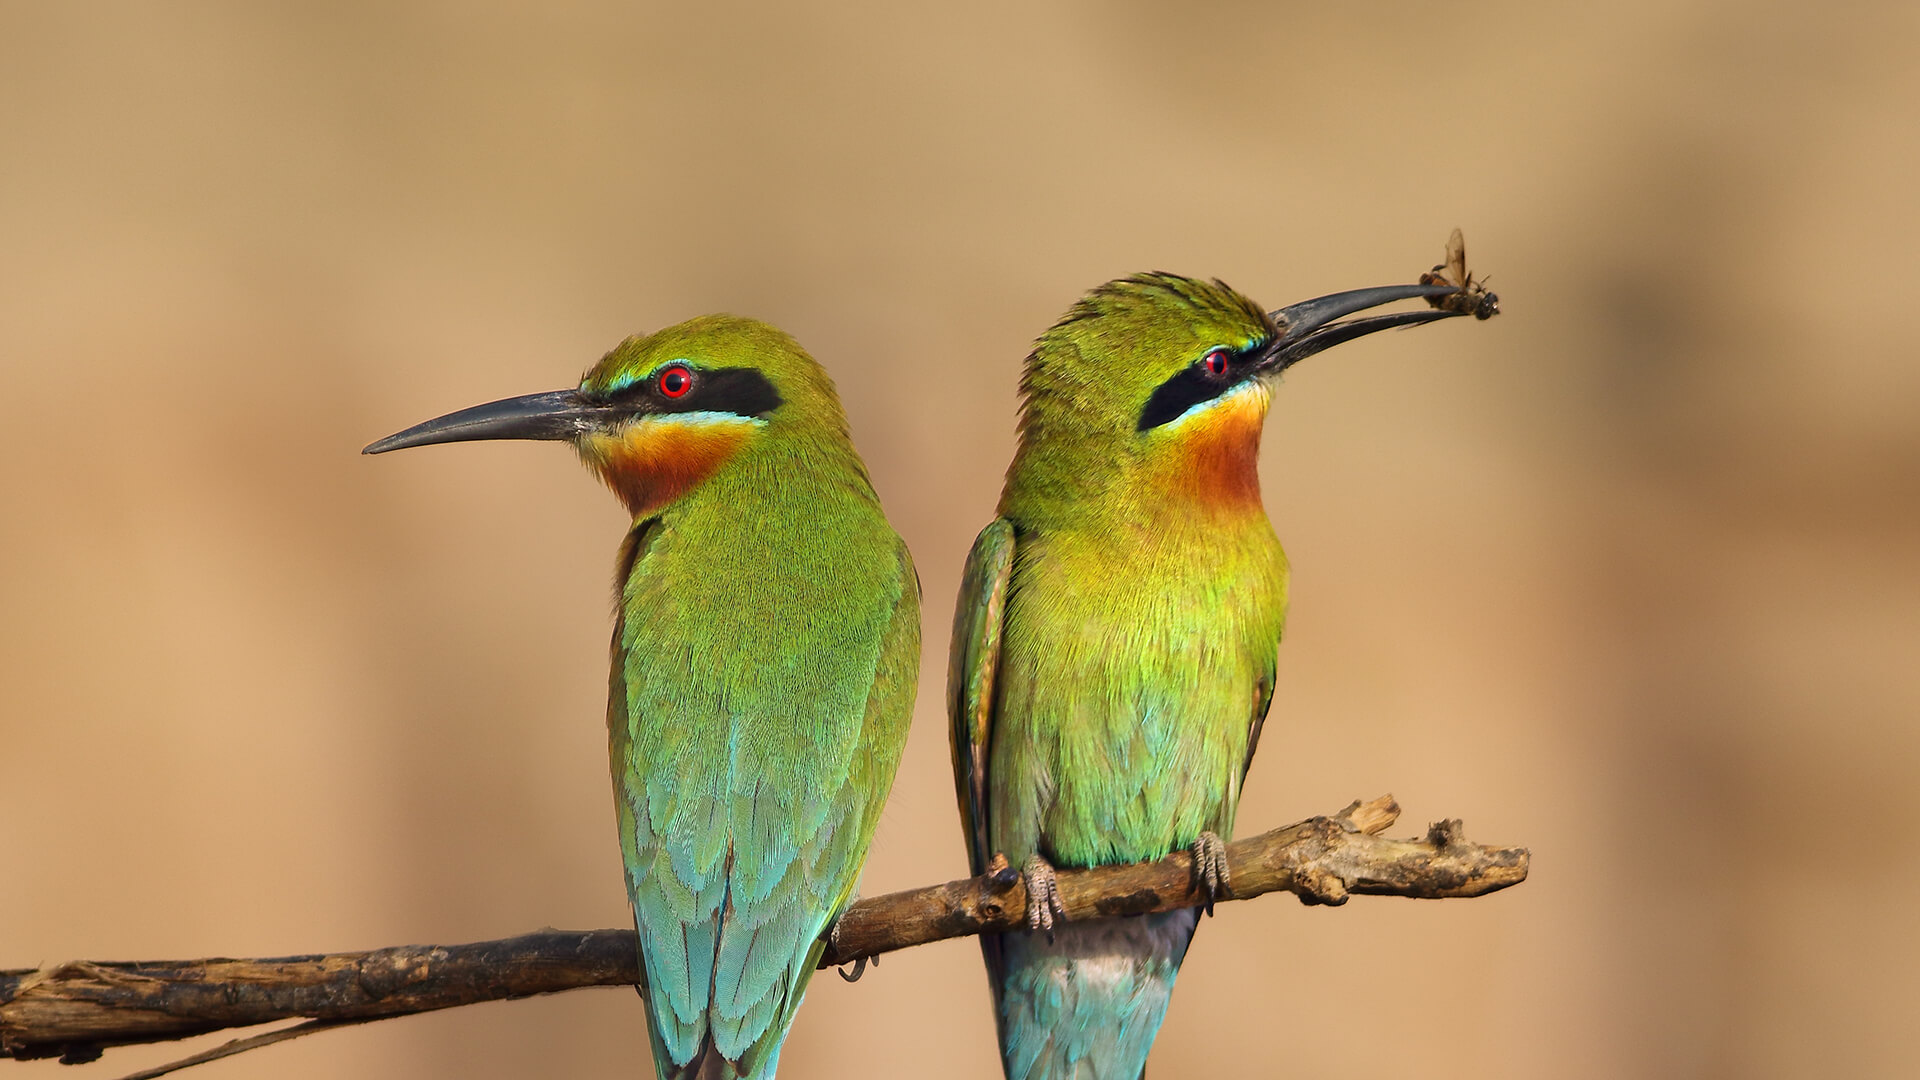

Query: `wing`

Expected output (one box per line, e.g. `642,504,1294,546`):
614,524,919,1080
947,518,1016,877
803,544,921,935
1242,669,1275,786
1445,226,1468,287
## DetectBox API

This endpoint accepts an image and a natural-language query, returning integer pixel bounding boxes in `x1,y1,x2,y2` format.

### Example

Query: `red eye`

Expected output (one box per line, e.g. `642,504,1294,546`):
1202,349,1230,377
658,365,694,398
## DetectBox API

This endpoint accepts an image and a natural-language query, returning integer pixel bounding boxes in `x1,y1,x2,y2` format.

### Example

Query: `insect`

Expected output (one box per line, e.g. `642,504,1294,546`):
1421,227,1500,320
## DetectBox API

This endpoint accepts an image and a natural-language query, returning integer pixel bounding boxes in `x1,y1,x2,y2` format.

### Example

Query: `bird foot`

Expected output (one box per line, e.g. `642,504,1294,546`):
1022,854,1066,941
1191,831,1232,916
829,920,880,983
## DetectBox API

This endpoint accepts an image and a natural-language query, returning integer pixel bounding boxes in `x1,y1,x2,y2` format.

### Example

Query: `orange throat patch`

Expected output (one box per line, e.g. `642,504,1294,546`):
577,415,760,517
1154,383,1267,512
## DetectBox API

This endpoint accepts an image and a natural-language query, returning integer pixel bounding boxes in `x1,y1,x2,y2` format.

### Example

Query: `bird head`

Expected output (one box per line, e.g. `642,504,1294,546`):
1005,274,1468,516
365,315,851,518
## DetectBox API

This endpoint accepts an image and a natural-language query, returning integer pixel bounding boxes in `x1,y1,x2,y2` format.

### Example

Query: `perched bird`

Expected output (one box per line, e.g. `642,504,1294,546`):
950,275,1476,1080
368,315,920,1080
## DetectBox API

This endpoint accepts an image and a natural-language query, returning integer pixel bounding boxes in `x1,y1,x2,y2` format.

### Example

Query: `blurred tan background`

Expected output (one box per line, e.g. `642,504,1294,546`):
4,3,1917,1078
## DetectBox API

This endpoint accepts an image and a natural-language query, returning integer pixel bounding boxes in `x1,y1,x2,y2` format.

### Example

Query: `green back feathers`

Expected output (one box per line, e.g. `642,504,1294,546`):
364,312,916,1080
593,316,918,1080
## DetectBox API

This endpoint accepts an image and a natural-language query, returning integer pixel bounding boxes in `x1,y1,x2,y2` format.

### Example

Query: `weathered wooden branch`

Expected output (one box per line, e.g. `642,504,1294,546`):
1,795,1526,1072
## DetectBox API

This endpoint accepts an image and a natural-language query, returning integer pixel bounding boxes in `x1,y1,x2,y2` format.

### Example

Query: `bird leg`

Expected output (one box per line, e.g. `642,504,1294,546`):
1022,854,1066,941
1190,831,1232,916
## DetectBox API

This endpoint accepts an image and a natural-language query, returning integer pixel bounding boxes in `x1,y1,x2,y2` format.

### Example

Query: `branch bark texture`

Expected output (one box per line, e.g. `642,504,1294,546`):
0,796,1526,1066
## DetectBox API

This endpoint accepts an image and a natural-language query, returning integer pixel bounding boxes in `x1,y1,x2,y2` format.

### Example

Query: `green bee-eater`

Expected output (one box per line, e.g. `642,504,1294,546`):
950,275,1476,1080
368,315,920,1080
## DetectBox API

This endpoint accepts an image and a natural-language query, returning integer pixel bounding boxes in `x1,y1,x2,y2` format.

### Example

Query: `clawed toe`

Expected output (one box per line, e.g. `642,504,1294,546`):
828,919,878,982
1022,854,1066,941
1191,831,1232,916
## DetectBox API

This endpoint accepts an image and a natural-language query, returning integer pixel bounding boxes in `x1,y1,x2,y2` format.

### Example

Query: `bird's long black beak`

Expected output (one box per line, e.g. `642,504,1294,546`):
1262,283,1466,374
363,389,615,454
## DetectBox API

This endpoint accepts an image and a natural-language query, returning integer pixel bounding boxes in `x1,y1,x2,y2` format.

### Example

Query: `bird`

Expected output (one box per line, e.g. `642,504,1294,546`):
949,274,1478,1080
367,314,920,1080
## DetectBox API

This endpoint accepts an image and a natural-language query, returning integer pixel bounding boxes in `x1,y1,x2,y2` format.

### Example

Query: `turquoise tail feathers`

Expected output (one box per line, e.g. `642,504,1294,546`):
629,867,829,1080
995,909,1200,1080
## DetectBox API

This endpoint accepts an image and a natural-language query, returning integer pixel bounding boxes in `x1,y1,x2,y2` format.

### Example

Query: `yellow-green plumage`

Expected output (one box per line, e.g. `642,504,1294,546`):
953,276,1287,1080
595,320,919,1080
368,315,918,1080
951,272,1466,1080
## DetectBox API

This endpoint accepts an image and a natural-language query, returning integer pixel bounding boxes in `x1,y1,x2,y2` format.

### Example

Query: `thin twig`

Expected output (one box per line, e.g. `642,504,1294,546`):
113,1019,371,1080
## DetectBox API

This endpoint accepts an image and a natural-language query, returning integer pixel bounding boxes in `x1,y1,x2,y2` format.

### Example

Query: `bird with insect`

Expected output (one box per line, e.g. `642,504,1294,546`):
949,242,1498,1080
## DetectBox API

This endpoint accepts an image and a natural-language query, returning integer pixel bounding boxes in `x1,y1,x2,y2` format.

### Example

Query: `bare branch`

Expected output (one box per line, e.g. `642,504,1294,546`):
1,796,1527,1068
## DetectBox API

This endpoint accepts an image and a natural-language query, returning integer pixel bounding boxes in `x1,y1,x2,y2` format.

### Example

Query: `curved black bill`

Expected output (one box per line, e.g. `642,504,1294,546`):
1264,283,1466,374
363,389,612,455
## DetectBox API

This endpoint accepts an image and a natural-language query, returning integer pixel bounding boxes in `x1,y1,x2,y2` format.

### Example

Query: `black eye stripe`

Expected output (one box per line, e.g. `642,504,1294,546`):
1136,343,1267,431
606,366,785,418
